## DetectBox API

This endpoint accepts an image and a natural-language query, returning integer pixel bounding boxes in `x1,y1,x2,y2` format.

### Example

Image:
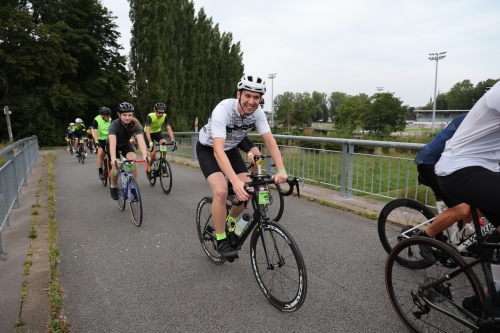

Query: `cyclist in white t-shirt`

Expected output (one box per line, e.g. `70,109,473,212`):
197,75,287,259
436,80,500,317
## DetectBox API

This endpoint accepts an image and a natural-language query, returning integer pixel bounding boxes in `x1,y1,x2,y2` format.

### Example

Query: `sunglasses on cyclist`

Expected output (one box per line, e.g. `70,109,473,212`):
156,110,165,114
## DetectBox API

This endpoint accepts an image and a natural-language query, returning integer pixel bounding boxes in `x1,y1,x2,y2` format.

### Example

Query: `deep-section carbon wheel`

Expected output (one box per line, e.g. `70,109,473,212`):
101,158,108,186
128,176,142,226
386,237,485,332
159,158,172,194
378,198,435,266
250,221,307,312
117,173,125,211
196,196,226,265
265,184,284,222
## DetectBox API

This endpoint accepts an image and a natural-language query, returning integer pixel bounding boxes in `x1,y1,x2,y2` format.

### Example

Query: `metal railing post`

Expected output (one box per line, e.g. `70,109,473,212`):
340,142,347,197
347,142,354,199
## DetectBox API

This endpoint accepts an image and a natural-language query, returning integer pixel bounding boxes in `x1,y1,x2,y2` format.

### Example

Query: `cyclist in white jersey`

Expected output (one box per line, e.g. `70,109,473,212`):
197,75,287,259
436,80,500,317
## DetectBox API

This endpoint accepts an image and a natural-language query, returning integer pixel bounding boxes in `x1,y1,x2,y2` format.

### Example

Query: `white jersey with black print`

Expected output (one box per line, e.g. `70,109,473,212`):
199,98,270,150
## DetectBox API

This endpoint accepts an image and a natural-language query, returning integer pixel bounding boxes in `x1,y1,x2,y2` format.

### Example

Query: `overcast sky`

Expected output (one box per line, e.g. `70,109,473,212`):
101,0,500,108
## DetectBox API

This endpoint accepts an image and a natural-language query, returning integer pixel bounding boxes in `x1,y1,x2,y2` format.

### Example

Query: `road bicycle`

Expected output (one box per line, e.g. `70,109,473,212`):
115,159,145,226
378,175,496,266
76,138,86,164
228,155,285,222
66,138,74,155
147,142,176,194
196,163,307,312
385,206,500,332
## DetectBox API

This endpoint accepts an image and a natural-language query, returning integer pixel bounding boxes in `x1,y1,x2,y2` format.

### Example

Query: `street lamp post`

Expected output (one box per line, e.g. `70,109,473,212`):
268,73,277,127
429,51,446,133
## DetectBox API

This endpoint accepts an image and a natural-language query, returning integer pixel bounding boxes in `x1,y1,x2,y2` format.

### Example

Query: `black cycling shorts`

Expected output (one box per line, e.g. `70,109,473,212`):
145,132,165,147
115,143,135,158
196,142,248,179
417,164,461,208
439,166,500,228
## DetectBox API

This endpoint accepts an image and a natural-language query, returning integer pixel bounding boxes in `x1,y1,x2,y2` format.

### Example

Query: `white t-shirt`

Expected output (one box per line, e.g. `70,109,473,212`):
435,81,500,176
198,98,271,150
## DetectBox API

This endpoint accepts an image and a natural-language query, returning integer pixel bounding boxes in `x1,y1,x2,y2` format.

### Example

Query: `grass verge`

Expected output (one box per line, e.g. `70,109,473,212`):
45,153,70,332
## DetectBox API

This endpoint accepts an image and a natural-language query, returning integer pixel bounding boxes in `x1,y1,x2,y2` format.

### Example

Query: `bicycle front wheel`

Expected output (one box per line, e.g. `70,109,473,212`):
117,174,125,211
196,196,226,265
128,176,143,226
265,184,285,222
378,198,435,265
250,221,307,312
386,237,485,333
159,158,172,194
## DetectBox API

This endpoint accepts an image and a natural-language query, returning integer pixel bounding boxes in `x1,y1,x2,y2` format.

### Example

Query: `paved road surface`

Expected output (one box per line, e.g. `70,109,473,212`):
55,149,405,332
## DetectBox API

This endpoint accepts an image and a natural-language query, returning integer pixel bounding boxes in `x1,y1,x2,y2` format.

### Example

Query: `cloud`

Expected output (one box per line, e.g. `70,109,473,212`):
101,0,500,107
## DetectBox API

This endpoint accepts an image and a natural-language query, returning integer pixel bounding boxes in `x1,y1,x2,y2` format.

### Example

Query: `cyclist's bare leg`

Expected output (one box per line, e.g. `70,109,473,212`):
97,146,104,168
425,203,473,237
228,172,252,218
159,138,167,160
73,138,78,151
126,152,138,180
207,172,231,234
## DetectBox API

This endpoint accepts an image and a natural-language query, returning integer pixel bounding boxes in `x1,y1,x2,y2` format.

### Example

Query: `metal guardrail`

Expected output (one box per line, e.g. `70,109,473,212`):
170,132,429,205
0,136,39,252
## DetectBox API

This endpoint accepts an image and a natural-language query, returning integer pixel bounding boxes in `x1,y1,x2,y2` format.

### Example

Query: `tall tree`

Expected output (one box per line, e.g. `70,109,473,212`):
446,79,475,110
328,91,349,119
311,91,328,121
334,94,370,133
363,92,409,137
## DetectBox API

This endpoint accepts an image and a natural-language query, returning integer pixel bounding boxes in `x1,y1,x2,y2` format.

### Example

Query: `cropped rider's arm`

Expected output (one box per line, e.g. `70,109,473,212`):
145,115,153,149
109,134,118,166
213,137,249,201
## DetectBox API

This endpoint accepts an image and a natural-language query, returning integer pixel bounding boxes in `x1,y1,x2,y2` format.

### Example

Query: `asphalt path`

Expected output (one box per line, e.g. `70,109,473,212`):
55,149,406,332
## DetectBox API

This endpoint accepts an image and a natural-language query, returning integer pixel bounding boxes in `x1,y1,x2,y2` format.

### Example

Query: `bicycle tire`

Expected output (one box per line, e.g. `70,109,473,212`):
378,198,436,266
128,176,143,226
250,221,307,312
148,161,156,186
69,145,73,155
386,237,485,332
81,149,85,164
102,157,108,186
258,184,284,222
117,173,126,211
196,196,226,265
77,146,81,162
159,158,173,194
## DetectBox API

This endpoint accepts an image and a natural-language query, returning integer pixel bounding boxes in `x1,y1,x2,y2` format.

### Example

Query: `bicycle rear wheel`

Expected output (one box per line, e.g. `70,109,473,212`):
159,158,172,194
196,196,226,265
117,173,125,211
378,198,435,266
77,146,81,162
148,162,156,186
128,176,142,226
386,237,485,332
250,221,307,312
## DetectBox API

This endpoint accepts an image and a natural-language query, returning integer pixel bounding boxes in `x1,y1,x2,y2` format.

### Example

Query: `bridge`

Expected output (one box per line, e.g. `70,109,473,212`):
1,148,405,332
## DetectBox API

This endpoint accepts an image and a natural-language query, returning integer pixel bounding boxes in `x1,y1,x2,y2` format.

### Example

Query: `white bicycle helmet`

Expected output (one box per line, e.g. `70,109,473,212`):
69,123,75,126
75,118,83,123
237,75,266,94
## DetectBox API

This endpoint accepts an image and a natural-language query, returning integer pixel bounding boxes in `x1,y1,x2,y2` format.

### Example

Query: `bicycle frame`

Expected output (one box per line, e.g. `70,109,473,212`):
227,175,299,268
415,208,500,329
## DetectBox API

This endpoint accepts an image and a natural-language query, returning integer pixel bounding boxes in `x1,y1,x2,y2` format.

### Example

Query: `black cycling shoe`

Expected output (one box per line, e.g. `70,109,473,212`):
217,239,238,259
110,187,119,200
99,173,106,180
462,295,483,317
416,231,437,263
131,188,139,201
146,172,151,181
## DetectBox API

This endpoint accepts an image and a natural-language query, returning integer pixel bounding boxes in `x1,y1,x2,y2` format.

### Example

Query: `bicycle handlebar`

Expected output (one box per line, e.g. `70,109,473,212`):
113,159,147,176
229,176,300,206
150,142,177,152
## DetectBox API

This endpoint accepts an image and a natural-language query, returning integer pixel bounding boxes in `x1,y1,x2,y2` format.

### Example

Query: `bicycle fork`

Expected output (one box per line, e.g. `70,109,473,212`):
257,206,285,270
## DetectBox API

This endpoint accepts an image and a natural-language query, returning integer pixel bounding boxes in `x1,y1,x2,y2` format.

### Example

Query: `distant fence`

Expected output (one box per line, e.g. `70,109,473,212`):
0,136,39,253
170,132,432,206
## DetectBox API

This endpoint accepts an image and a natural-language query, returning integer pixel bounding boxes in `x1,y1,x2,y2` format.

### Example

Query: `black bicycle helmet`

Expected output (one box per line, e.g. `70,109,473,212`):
99,107,111,115
154,102,166,110
118,102,134,113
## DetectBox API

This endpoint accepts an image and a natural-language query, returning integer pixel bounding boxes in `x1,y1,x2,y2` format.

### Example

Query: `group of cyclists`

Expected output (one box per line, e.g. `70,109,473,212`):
62,74,500,320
